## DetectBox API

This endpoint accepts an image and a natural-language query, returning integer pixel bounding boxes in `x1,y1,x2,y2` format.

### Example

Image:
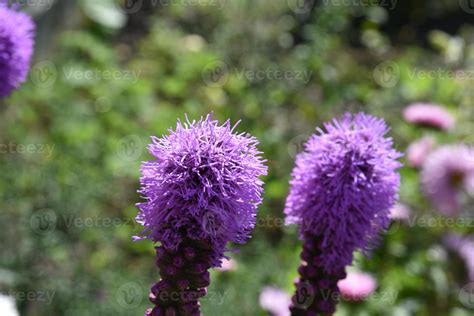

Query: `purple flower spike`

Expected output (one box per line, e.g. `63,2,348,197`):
285,113,402,315
0,2,35,97
136,114,267,315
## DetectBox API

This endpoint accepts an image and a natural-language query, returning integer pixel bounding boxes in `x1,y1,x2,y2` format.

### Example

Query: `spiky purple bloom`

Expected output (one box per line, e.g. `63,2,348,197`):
421,144,474,216
136,114,266,316
403,103,455,130
285,113,402,315
0,2,35,97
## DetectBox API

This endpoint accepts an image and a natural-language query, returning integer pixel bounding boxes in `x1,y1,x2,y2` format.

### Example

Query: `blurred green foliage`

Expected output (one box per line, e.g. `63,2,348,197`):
1,1,474,315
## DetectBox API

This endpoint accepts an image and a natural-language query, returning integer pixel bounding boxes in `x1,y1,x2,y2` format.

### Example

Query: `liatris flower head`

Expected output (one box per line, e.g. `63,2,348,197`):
406,136,436,168
136,113,267,264
285,113,402,273
421,144,474,216
0,1,35,97
137,114,266,315
403,102,455,130
259,287,291,316
286,113,401,315
337,271,377,301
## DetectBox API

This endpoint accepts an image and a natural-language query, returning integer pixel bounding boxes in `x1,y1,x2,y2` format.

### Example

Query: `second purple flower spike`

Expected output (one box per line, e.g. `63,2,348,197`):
285,113,402,315
136,114,267,316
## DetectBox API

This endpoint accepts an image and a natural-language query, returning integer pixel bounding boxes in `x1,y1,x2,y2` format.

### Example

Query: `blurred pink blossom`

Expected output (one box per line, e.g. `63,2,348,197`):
337,272,377,301
389,203,411,221
421,144,474,216
216,258,237,272
403,103,455,130
259,287,291,316
406,136,436,168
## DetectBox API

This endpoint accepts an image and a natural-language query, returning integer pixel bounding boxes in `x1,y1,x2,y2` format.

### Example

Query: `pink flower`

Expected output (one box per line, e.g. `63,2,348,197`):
337,272,377,301
215,258,237,272
389,203,411,222
403,103,455,130
259,287,291,316
406,136,436,168
421,144,474,216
